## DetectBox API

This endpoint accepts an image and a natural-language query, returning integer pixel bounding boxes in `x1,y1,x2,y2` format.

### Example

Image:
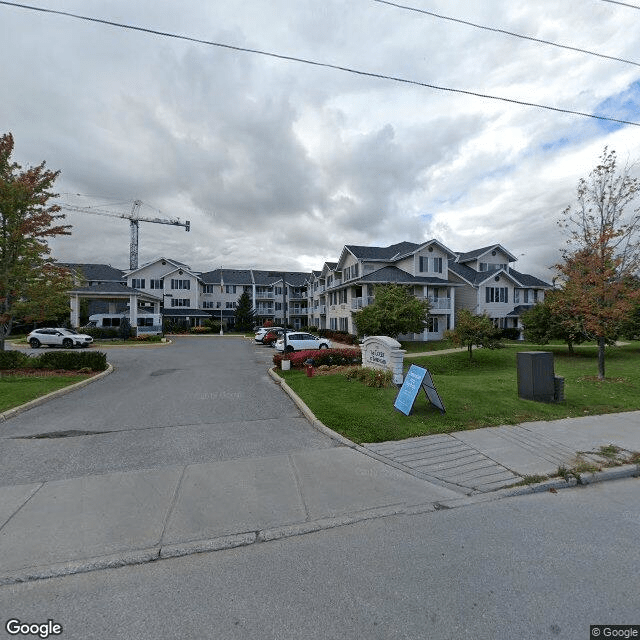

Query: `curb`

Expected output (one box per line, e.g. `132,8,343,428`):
0,501,439,586
268,367,472,496
0,364,114,422
267,367,640,499
434,463,640,509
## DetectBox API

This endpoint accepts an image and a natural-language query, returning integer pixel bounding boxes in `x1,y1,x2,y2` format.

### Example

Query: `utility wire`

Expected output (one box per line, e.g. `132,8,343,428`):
1,1,638,127
599,0,640,9
373,0,640,68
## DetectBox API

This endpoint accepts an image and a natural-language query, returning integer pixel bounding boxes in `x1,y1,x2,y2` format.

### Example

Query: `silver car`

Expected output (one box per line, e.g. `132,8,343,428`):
27,328,94,349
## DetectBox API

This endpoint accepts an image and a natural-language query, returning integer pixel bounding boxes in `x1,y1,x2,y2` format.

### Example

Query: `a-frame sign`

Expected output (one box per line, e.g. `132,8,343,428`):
394,364,446,416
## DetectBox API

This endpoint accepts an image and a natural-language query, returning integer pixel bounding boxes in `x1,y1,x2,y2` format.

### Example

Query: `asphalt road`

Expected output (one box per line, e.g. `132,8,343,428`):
0,337,335,486
1,476,637,640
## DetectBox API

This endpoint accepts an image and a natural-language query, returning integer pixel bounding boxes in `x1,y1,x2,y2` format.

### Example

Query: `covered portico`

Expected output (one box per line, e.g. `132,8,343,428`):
68,284,162,328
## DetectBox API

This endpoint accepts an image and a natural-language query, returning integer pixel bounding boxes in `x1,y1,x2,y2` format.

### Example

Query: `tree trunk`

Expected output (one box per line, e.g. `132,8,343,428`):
597,337,606,380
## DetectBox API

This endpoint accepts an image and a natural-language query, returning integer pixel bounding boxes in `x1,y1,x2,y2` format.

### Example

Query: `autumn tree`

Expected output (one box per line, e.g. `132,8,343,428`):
556,147,640,379
445,310,502,360
0,133,71,350
352,284,430,339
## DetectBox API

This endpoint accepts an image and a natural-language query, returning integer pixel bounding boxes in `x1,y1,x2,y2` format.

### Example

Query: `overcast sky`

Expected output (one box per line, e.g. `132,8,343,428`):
2,0,639,279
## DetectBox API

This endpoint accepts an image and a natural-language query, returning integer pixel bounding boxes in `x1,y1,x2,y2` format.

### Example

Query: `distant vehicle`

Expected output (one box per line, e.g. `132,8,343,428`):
262,329,285,346
275,332,331,353
254,327,284,343
27,328,94,349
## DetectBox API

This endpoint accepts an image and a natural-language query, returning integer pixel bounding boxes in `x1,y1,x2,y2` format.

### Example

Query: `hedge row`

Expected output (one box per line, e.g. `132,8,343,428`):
273,348,361,369
0,350,108,371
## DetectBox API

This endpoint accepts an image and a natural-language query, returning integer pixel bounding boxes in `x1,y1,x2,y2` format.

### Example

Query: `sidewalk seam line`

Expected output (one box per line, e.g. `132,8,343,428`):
0,482,44,534
158,465,188,548
288,453,310,522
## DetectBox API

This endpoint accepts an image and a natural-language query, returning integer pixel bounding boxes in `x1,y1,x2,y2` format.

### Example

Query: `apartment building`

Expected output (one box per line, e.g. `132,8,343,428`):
66,240,551,339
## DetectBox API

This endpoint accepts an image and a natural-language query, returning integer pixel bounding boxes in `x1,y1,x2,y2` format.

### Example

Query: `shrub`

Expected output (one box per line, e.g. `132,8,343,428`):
190,326,212,334
82,328,120,340
0,350,29,370
500,327,521,341
273,348,361,369
35,351,108,372
317,329,360,345
344,367,395,388
135,334,163,342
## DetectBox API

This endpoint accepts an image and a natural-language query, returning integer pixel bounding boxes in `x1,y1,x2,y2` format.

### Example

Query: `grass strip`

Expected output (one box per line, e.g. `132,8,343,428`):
0,375,90,412
279,343,640,444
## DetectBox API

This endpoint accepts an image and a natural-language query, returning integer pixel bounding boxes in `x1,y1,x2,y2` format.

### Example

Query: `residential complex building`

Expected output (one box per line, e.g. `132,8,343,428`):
66,239,551,340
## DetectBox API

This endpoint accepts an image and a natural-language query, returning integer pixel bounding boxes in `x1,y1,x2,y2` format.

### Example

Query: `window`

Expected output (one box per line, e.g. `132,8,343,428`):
171,279,190,290
275,302,282,311
225,285,236,294
330,318,338,330
202,301,216,309
275,287,283,295
131,278,145,289
427,317,439,333
138,317,154,326
226,301,236,309
203,284,217,294
150,279,163,290
486,287,508,303
171,298,190,307
339,318,349,331
419,256,428,272
432,257,443,273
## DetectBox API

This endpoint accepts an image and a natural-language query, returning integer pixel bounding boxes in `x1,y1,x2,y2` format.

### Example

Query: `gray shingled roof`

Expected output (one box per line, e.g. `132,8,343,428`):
357,266,451,286
346,242,420,261
447,261,488,286
62,263,125,283
509,268,552,288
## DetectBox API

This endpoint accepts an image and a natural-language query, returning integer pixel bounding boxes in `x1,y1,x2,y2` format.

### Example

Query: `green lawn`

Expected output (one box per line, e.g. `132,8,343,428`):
278,343,640,444
0,375,90,412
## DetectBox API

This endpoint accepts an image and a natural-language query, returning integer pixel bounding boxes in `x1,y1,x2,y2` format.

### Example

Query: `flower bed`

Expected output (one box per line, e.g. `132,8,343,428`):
273,348,361,369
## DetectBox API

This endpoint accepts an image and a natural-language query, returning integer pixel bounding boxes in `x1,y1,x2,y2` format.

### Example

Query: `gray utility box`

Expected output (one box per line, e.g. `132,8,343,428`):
517,351,560,403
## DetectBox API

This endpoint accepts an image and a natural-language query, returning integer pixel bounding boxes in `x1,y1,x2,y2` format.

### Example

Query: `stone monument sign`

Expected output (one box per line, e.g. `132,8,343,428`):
361,336,406,385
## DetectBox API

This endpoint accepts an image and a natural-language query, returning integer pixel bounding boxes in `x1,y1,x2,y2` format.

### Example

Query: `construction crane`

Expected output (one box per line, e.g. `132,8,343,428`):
60,199,190,270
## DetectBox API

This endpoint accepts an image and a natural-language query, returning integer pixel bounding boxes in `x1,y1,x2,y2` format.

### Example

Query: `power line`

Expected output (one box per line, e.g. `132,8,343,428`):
599,0,640,9
373,0,640,68
1,1,638,128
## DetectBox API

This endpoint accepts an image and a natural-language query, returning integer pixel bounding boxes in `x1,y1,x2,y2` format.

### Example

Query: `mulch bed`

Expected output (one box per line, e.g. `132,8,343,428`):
0,369,97,378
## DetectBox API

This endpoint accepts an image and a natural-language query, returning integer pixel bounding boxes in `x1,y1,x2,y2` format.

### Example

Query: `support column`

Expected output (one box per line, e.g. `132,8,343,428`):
129,294,138,327
70,294,80,328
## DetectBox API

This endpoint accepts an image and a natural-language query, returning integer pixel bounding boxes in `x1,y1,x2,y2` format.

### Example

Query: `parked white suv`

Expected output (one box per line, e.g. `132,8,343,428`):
27,328,94,349
275,332,331,353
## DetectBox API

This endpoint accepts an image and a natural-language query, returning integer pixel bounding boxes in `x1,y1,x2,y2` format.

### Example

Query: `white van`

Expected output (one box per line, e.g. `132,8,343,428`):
85,313,162,335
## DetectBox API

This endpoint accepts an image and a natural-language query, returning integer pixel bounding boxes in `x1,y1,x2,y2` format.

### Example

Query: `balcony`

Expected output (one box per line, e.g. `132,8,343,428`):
256,305,274,315
256,291,274,299
425,296,452,310
350,297,375,310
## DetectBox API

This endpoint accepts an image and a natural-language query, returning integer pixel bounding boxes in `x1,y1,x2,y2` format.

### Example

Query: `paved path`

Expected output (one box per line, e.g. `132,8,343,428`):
0,337,463,584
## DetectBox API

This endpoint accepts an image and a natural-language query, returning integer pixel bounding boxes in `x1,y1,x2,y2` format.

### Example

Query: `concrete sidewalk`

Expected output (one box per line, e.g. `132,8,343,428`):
363,412,640,492
0,446,462,585
1,362,639,586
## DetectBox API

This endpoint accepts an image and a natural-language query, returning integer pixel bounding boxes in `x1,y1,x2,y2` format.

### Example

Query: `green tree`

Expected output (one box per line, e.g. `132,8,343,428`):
352,284,430,339
0,133,71,349
234,290,255,331
556,147,640,379
445,310,502,360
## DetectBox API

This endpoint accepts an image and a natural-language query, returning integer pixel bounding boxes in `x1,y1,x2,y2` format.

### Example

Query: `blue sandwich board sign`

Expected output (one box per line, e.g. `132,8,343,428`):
394,364,445,416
